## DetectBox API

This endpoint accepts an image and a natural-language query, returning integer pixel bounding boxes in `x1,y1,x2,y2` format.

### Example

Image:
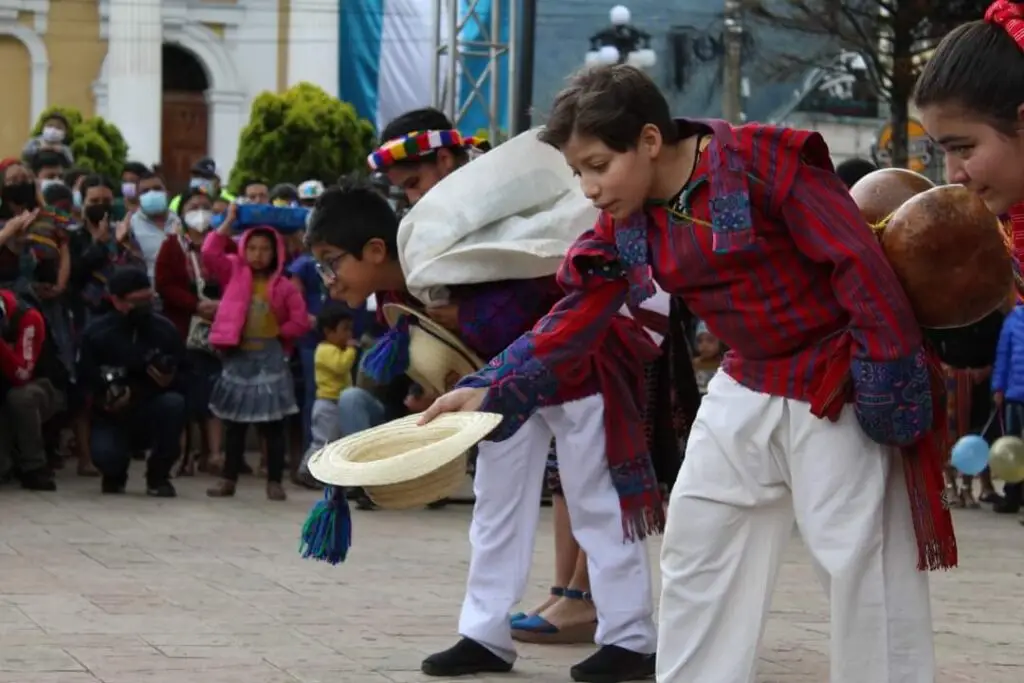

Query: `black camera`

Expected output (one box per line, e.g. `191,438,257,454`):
99,365,130,406
143,349,177,376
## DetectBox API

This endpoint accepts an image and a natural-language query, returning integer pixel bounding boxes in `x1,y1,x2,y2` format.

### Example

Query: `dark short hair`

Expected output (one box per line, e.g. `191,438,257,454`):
914,20,1024,135
539,65,680,152
241,179,268,195
379,107,469,166
835,158,877,189
122,161,150,178
317,301,353,332
30,149,69,173
43,112,69,128
270,183,298,203
42,181,73,207
80,173,114,198
176,186,213,217
306,175,399,257
107,266,151,297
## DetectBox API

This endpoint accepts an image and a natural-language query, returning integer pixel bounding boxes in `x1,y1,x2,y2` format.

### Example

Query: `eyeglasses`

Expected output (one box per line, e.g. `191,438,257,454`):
314,253,345,284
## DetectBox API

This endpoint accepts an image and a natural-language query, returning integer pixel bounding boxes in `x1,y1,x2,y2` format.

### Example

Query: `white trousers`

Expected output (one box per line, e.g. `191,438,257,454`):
458,394,657,662
658,373,934,683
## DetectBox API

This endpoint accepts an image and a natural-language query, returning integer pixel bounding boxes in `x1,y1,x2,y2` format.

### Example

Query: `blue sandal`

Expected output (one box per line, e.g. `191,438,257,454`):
510,588,598,644
509,586,564,622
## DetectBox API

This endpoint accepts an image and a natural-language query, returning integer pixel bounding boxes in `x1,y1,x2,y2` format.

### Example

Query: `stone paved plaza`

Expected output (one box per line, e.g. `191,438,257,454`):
1,472,1023,683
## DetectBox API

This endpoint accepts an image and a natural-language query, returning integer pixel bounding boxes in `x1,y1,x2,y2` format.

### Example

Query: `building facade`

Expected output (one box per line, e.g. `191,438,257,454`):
0,0,387,185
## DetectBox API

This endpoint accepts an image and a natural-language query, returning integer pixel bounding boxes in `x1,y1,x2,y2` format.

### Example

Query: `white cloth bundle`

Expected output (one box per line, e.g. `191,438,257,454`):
397,128,598,306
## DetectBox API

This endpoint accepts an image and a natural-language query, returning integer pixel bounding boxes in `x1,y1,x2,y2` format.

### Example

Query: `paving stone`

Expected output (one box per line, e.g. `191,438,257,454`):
0,473,1021,682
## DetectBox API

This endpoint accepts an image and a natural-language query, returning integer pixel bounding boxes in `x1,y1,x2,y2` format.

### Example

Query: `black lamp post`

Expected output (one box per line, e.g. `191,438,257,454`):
585,5,657,69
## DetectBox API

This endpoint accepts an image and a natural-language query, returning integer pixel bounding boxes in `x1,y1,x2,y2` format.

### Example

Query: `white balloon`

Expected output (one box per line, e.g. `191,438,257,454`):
598,44,621,65
610,5,631,26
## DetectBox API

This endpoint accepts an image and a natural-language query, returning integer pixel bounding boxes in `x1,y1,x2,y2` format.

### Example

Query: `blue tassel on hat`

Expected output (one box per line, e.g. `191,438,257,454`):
361,317,410,384
299,486,352,565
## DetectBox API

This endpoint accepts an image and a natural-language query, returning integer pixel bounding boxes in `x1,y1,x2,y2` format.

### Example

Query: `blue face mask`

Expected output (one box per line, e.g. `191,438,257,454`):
72,189,82,209
139,190,168,216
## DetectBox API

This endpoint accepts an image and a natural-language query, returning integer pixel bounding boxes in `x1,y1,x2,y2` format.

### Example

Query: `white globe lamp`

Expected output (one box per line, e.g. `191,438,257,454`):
598,44,621,65
627,48,657,69
585,50,602,65
610,5,631,26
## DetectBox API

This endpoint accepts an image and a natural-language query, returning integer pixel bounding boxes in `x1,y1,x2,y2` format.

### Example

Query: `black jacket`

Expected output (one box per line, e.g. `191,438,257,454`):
76,310,187,406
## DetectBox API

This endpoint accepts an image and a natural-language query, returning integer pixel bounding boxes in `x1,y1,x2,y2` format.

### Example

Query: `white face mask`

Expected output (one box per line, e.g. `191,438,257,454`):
41,126,64,143
184,209,213,232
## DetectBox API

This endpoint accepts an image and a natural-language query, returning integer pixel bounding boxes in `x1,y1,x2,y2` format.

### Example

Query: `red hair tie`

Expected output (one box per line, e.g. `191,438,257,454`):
986,0,1024,49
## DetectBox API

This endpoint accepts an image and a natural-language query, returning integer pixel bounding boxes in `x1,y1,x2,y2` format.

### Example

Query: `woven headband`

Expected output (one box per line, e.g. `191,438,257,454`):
367,129,481,171
986,0,1024,48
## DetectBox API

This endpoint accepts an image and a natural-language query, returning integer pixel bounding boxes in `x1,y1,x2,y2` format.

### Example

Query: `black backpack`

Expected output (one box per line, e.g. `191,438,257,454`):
2,297,70,391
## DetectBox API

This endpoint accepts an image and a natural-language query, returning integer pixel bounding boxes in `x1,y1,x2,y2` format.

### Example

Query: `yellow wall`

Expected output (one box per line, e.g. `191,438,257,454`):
45,0,107,117
277,0,289,92
0,36,31,158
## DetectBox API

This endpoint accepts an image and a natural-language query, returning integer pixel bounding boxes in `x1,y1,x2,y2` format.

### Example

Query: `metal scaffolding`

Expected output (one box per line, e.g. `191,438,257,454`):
430,0,519,140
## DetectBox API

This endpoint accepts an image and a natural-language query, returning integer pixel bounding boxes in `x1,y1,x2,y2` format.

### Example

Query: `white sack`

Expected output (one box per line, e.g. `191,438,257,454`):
397,128,598,306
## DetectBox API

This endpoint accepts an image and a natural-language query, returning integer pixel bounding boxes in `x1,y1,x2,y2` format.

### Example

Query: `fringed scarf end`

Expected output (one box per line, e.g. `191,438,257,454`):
621,503,667,543
299,486,352,565
361,318,410,384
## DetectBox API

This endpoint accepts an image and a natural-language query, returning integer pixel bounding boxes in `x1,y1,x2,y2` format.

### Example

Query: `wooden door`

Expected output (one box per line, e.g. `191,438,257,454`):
161,92,209,194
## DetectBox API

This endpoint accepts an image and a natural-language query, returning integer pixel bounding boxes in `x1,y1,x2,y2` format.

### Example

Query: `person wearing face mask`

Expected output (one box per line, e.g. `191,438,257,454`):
76,266,186,497
67,174,145,321
0,159,70,303
155,187,223,475
127,169,181,287
21,113,75,167
168,157,235,214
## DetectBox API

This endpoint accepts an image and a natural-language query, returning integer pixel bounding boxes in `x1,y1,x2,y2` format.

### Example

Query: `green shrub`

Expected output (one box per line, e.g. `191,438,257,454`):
228,82,377,192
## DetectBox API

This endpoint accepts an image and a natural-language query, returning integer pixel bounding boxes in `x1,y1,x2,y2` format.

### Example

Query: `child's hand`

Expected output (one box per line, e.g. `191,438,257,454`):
994,391,1004,408
115,211,134,244
218,202,238,235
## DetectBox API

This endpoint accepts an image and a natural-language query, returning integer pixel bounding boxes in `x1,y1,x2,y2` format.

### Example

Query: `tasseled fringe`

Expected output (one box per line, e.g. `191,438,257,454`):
903,354,958,571
361,318,410,384
299,486,352,565
621,503,667,543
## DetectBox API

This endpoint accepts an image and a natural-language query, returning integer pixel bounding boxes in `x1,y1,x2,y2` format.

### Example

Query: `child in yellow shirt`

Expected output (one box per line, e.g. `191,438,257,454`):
299,303,357,477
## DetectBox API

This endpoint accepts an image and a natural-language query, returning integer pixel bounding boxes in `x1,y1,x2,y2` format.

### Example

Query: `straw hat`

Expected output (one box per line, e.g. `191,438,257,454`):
307,411,503,509
382,303,485,395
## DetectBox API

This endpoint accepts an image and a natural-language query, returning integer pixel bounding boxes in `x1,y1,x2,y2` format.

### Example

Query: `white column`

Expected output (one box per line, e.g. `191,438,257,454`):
205,89,245,178
106,0,163,165
286,0,339,96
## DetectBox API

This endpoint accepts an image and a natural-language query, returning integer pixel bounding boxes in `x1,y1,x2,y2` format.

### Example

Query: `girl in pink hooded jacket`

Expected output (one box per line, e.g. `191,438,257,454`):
202,208,309,501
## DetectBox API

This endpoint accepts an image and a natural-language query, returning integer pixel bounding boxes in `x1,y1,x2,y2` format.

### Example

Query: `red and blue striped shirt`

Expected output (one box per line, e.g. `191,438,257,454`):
465,120,933,449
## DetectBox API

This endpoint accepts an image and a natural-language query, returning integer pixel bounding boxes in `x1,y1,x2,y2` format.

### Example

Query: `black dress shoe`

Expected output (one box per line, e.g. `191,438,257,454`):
101,474,127,494
421,638,513,677
570,645,656,683
19,468,56,492
146,481,177,498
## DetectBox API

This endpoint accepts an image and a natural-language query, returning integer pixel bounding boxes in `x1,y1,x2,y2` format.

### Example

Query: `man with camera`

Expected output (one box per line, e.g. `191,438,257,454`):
0,287,61,491
77,267,186,496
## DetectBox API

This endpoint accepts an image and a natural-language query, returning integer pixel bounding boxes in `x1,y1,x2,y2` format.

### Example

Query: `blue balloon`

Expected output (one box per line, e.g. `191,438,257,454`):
951,435,990,476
